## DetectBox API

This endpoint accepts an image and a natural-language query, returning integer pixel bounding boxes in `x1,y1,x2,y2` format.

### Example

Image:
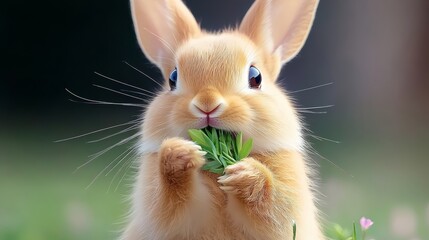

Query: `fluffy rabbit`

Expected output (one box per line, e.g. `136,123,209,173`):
121,0,323,239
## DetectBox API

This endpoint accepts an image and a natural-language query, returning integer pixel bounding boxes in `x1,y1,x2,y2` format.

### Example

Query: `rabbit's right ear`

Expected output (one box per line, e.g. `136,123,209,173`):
131,0,201,70
240,0,319,64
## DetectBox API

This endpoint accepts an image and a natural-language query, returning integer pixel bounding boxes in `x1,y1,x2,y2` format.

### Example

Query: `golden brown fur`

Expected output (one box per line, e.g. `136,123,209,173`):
122,0,323,239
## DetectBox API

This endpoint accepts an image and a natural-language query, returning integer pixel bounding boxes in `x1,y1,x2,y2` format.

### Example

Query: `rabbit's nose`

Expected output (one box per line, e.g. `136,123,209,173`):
190,87,225,117
191,100,224,117
195,104,221,116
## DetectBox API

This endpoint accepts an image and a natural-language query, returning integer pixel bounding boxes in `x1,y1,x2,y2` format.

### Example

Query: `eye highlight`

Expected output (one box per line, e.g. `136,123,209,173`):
169,68,178,91
248,66,262,89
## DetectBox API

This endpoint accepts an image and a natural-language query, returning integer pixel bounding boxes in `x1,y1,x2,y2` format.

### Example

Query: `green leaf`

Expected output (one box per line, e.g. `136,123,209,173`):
238,138,253,160
226,133,232,146
202,160,222,170
201,131,217,156
188,129,210,149
188,129,203,143
211,127,219,153
209,168,224,175
204,151,216,160
224,154,236,164
205,128,212,138
235,132,242,153
220,142,228,155
292,220,297,240
352,222,357,240
219,155,228,169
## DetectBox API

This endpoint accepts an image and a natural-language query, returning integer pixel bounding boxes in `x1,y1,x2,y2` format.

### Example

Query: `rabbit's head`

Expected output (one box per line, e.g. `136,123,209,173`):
131,0,319,154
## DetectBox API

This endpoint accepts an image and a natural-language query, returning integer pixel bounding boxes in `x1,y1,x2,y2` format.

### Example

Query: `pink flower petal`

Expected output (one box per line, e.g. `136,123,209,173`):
360,217,374,230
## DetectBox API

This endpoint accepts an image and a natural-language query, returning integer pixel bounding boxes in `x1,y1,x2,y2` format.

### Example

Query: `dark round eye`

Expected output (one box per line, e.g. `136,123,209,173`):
169,68,178,91
249,66,262,89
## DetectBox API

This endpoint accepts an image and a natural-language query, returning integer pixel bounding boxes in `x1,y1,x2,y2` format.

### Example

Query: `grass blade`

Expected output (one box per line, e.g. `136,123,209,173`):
293,220,297,240
238,138,253,160
353,222,357,240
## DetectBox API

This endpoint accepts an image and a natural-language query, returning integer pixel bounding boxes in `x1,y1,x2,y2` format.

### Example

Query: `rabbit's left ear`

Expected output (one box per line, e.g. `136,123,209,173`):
240,0,319,64
131,0,201,70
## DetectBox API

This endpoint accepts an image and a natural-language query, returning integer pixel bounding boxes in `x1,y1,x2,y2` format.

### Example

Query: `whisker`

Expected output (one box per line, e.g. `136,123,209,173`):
289,82,333,94
105,147,135,176
139,124,169,142
108,150,137,193
123,61,165,89
66,89,145,107
308,146,353,178
93,71,156,96
296,105,334,110
85,147,134,190
87,124,141,143
69,99,145,107
114,157,135,192
74,132,140,172
297,110,327,114
92,84,145,101
308,134,340,144
88,132,140,159
121,89,156,99
55,119,140,143
289,82,334,93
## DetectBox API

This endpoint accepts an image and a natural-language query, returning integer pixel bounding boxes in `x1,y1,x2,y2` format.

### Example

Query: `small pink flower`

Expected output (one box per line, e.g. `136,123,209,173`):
360,217,374,231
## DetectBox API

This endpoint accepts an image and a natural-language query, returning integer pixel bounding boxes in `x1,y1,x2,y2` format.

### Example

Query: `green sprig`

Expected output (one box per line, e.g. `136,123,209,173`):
188,128,253,174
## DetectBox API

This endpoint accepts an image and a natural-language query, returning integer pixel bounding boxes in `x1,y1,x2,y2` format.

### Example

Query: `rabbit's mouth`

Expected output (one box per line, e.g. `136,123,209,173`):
195,116,222,129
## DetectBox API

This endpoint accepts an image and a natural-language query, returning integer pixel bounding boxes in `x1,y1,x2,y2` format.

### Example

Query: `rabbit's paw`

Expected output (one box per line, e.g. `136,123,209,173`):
160,137,206,181
218,158,273,204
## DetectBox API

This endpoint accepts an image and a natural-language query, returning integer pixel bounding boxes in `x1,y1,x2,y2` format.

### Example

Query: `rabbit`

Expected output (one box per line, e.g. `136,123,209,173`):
121,0,323,239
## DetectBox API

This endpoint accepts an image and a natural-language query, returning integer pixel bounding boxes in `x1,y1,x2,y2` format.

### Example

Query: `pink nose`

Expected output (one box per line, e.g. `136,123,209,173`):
195,104,221,116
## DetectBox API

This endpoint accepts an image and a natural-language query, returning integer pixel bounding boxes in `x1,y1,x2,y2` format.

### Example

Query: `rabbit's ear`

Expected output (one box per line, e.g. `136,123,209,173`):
240,0,319,64
131,0,201,69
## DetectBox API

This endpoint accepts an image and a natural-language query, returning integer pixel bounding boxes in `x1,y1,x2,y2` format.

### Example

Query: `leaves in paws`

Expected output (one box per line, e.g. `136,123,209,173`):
188,128,253,175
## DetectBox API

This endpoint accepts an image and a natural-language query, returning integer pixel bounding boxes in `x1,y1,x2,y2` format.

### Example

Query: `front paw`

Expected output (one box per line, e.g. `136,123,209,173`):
160,137,206,180
217,158,273,204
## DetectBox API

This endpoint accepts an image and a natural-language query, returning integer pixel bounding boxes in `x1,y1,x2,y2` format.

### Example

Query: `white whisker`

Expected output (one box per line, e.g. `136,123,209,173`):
123,61,165,89
87,124,141,143
308,134,340,144
85,147,134,190
66,89,145,107
139,124,169,141
308,146,353,178
92,84,146,101
74,132,140,172
69,99,145,107
94,71,157,96
114,157,135,192
88,132,140,159
55,119,140,143
289,82,333,94
298,110,327,114
108,150,137,193
121,89,156,99
105,147,135,176
296,105,334,110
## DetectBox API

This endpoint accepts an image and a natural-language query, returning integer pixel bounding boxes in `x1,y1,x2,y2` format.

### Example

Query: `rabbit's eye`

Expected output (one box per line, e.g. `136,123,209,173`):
249,66,262,89
169,68,178,90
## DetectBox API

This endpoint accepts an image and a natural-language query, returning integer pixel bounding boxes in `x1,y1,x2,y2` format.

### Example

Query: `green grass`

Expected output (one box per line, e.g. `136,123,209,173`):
1,123,428,240
188,128,253,174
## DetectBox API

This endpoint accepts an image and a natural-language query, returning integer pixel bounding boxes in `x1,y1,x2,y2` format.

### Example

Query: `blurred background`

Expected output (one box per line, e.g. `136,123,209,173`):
1,0,428,239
